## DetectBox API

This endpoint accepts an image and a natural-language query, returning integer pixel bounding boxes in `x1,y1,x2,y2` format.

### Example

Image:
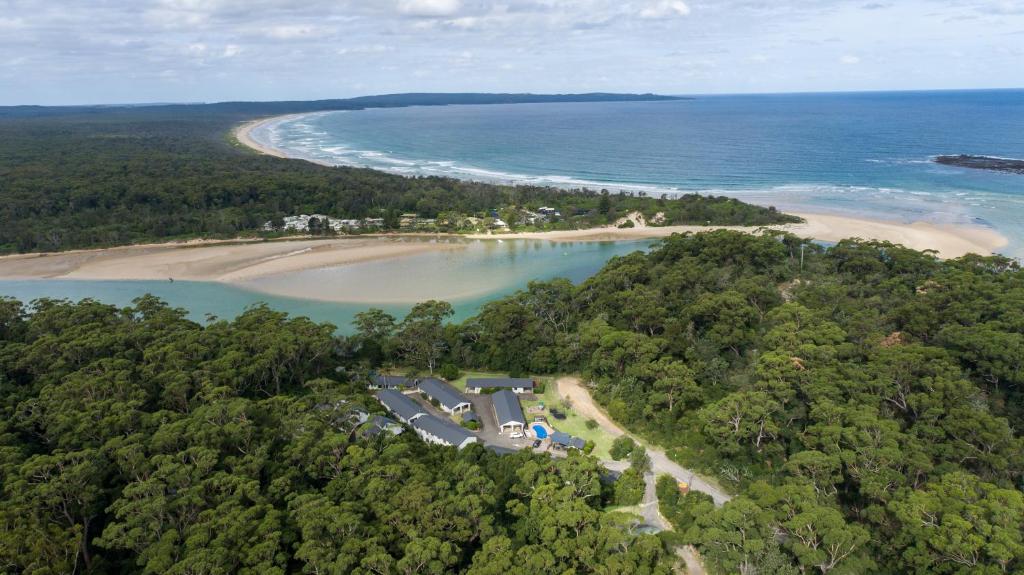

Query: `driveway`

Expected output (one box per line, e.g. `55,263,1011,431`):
466,392,533,451
557,376,732,506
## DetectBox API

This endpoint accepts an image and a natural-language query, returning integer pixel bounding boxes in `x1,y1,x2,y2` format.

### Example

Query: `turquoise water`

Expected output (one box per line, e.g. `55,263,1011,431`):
0,239,649,333
253,90,1024,256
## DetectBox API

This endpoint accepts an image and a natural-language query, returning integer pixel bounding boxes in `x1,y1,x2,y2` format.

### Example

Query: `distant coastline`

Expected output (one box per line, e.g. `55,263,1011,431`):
231,115,1008,264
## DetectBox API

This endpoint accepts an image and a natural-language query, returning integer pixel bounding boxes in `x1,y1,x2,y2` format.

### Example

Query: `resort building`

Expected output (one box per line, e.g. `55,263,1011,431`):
492,390,525,435
466,377,535,394
550,431,586,451
411,415,479,449
361,415,404,439
376,389,426,424
368,374,415,390
418,378,472,414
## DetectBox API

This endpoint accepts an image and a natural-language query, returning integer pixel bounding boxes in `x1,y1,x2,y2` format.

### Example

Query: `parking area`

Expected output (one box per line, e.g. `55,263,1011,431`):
467,392,539,451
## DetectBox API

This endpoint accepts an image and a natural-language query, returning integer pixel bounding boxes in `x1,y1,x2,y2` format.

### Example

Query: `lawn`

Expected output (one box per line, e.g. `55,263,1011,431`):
521,375,616,460
447,370,510,391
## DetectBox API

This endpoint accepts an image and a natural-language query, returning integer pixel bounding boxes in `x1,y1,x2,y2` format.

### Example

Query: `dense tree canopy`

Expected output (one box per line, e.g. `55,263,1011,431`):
354,230,1024,574
0,106,795,254
0,296,673,573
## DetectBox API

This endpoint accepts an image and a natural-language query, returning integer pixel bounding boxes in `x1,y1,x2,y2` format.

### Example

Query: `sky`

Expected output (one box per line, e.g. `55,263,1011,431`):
1,0,1023,105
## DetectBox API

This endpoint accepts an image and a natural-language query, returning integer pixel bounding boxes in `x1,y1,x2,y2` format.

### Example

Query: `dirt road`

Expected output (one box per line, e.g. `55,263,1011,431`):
556,376,732,506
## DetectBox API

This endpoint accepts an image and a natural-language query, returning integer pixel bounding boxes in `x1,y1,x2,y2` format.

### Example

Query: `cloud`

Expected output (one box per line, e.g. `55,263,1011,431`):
840,54,861,64
397,0,461,17
222,44,242,58
639,1,691,19
262,25,328,40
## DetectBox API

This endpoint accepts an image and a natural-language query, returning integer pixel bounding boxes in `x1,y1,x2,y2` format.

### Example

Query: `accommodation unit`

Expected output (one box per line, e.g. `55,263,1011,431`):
376,389,426,424
550,431,586,451
492,390,525,434
361,415,404,438
418,378,472,414
368,374,415,390
465,377,535,394
412,415,479,449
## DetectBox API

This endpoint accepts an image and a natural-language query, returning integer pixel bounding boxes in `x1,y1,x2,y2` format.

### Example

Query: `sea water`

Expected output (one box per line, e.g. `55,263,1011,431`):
253,90,1024,256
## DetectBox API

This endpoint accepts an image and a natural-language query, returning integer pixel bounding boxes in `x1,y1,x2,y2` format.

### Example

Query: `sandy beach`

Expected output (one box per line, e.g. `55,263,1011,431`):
0,212,1006,285
0,237,466,282
469,212,1007,259
233,115,301,158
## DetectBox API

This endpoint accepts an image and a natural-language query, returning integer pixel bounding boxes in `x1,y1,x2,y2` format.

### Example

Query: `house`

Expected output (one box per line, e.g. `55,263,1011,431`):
376,389,426,424
411,415,479,449
462,411,479,424
368,374,415,390
550,431,586,450
418,378,472,414
466,377,535,394
361,415,404,438
492,390,525,435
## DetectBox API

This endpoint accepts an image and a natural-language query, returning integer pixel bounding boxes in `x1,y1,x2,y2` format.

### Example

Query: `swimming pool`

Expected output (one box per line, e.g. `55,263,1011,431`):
532,424,548,439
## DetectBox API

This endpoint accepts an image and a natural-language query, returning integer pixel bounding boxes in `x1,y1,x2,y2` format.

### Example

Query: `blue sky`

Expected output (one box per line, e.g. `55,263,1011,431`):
1,0,1022,105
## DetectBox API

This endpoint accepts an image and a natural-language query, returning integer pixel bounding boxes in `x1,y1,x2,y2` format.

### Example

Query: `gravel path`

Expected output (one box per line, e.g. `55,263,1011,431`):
557,376,732,506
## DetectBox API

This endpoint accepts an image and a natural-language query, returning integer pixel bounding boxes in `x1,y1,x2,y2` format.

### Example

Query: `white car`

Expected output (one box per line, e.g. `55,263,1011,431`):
509,431,524,439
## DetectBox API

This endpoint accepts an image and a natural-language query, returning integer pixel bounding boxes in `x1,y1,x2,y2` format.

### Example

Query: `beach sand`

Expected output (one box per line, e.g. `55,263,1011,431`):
0,237,466,282
0,212,1006,286
233,116,299,158
470,212,1007,260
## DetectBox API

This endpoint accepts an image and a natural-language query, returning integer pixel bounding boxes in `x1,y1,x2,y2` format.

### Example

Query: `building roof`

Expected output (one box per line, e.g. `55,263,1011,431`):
376,389,425,421
492,390,525,426
462,411,479,423
466,377,534,390
412,414,476,447
363,415,403,438
418,378,471,410
371,374,414,388
550,431,586,449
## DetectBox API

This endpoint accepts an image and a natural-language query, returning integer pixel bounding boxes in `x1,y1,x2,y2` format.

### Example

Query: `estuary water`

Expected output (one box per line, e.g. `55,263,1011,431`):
252,90,1024,255
0,239,649,333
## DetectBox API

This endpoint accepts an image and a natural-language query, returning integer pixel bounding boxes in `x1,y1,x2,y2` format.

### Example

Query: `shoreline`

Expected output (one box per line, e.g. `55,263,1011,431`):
233,115,304,159
0,212,1008,287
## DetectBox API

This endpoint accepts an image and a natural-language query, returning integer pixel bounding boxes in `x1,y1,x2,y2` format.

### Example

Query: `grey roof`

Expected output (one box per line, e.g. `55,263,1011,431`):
418,378,471,410
466,377,534,389
376,389,425,421
550,431,586,449
363,415,403,438
550,431,572,445
462,411,479,422
492,390,525,426
412,414,476,447
371,374,414,388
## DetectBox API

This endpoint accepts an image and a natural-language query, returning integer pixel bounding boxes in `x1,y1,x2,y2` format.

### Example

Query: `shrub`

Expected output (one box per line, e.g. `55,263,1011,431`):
583,440,596,454
439,363,460,381
614,468,645,505
585,419,599,430
462,420,480,430
610,436,637,460
618,219,635,229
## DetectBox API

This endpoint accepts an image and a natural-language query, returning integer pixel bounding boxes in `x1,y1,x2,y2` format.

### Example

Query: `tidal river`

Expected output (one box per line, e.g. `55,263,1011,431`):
0,239,651,334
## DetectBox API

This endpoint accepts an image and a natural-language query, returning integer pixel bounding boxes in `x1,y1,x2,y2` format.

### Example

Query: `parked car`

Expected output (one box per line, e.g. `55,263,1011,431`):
532,439,543,448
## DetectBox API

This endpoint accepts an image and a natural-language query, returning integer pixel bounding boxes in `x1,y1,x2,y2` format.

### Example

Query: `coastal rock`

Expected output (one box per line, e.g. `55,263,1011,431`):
934,154,1024,175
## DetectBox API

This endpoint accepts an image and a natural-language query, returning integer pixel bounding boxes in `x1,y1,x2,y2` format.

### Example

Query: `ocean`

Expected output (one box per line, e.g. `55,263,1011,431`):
251,89,1024,257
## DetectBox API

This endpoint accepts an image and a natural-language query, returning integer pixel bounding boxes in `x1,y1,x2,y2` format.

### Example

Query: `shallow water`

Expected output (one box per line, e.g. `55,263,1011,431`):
0,239,650,333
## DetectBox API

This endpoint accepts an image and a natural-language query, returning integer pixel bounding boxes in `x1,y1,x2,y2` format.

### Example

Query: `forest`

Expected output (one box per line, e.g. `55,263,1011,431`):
3,230,1021,573
0,297,675,574
351,231,1024,574
0,95,795,254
